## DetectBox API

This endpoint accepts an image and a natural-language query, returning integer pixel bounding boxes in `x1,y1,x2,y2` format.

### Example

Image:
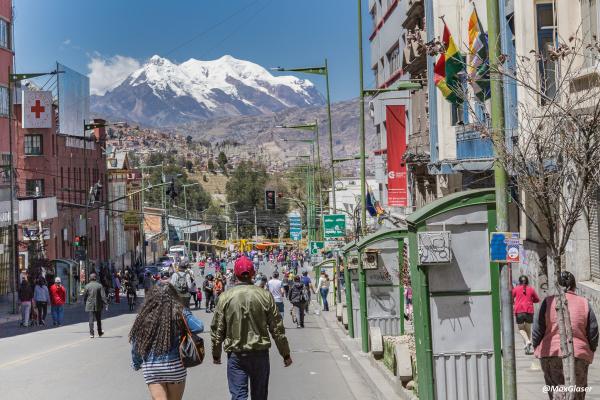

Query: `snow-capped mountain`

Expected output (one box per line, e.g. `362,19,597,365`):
91,55,325,126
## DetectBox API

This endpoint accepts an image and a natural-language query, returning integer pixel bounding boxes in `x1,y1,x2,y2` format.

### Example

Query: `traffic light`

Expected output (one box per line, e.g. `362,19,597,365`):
265,190,276,210
73,236,81,247
80,235,88,247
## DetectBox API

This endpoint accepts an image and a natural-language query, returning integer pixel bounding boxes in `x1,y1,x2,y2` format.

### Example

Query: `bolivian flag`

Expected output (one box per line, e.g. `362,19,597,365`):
468,7,491,101
434,23,465,104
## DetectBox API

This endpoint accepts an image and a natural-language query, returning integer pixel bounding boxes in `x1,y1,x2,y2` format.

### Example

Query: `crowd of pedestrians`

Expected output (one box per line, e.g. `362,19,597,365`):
18,275,66,327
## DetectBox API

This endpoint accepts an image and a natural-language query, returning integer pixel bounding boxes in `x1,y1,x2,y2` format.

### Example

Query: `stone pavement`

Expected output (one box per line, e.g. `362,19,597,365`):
515,332,600,399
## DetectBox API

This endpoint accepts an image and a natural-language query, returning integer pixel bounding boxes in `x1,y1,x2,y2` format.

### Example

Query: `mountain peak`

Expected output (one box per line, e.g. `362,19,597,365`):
148,54,170,66
92,54,325,127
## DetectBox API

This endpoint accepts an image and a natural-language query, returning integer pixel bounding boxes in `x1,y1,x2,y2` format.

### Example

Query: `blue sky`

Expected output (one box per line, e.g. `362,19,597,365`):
14,0,373,102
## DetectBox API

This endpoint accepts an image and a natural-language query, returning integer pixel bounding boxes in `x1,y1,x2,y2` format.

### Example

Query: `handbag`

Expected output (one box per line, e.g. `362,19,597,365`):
178,312,205,367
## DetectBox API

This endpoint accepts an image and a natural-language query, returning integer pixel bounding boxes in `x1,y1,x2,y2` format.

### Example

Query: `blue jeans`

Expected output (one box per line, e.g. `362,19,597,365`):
227,350,270,400
275,301,284,318
51,305,64,325
320,287,329,311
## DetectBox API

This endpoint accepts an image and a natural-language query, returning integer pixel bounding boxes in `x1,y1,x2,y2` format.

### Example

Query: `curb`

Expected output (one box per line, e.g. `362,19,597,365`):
318,311,417,400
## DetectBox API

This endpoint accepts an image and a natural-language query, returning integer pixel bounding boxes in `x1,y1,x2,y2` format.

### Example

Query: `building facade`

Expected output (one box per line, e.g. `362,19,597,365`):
14,103,108,276
0,0,15,302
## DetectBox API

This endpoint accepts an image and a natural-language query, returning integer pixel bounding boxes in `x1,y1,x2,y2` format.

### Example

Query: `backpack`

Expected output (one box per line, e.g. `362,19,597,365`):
300,286,309,303
173,272,189,296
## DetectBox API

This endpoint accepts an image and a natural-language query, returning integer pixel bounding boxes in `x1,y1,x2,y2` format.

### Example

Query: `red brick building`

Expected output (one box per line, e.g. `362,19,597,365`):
0,0,14,298
14,102,108,269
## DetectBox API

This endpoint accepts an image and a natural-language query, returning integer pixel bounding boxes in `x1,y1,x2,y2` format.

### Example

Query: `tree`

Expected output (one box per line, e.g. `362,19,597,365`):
186,135,193,146
185,160,194,173
225,161,289,238
450,35,600,394
207,159,216,173
217,151,228,174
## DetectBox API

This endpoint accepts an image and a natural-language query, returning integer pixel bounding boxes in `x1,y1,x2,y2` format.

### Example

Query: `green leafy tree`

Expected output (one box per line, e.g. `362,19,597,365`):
207,159,216,173
217,151,228,174
225,161,289,239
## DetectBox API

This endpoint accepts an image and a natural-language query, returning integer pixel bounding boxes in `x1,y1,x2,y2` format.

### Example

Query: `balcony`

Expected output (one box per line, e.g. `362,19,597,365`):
456,125,494,160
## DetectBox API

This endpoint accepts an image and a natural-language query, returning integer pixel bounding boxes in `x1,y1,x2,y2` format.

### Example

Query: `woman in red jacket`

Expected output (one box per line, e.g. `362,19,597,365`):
512,275,540,354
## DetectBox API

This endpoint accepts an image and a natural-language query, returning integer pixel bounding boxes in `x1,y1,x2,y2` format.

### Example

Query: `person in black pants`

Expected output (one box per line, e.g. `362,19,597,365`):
203,274,215,312
84,273,107,338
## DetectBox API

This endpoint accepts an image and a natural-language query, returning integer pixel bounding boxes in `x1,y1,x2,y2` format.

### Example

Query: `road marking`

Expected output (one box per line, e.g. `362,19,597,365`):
0,316,132,370
0,337,90,369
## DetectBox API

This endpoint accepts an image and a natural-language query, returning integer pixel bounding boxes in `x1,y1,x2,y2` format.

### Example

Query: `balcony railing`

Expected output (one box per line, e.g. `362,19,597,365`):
456,125,494,160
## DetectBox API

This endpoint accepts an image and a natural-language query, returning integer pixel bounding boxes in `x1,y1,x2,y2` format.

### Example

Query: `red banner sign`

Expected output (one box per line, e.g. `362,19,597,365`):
385,105,408,207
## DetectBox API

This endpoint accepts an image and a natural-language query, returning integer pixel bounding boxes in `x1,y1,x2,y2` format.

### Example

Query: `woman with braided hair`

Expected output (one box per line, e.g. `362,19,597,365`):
130,283,204,400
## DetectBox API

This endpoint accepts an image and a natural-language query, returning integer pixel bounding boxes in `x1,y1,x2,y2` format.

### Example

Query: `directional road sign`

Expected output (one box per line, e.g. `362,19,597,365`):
323,214,346,239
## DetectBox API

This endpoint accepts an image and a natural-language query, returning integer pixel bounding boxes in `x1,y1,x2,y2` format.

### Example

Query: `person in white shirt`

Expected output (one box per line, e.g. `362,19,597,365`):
267,271,285,318
318,271,330,312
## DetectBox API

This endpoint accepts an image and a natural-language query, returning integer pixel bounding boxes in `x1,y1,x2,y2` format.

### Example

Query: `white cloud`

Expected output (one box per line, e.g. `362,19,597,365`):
88,55,141,95
62,38,71,45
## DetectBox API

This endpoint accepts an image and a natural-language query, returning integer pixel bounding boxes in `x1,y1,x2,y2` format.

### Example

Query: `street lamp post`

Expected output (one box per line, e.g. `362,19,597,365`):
272,60,337,215
235,210,249,240
182,182,200,258
291,156,317,242
139,163,162,266
277,124,324,240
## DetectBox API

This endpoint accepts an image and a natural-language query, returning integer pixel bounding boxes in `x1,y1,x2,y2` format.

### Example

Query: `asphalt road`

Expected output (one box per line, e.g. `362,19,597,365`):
0,262,377,400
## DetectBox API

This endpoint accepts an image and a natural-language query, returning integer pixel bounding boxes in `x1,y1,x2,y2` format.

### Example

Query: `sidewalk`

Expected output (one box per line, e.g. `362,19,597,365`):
316,308,416,400
515,332,600,399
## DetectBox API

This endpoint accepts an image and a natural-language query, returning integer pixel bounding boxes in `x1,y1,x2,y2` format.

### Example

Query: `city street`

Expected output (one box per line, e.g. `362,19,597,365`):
0,264,377,400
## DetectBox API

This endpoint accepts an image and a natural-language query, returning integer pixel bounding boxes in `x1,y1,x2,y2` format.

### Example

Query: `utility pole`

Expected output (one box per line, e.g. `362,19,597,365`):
140,169,145,266
254,206,258,241
161,163,167,252
357,0,367,237
84,123,90,282
325,58,336,215
486,0,515,398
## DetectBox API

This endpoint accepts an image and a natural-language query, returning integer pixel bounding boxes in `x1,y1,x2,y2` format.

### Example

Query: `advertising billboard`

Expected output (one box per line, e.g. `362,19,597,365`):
57,63,90,137
386,105,408,207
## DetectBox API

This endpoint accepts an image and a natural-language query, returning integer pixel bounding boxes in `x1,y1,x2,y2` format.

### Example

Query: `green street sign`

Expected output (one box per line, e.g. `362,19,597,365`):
309,241,325,255
323,214,346,238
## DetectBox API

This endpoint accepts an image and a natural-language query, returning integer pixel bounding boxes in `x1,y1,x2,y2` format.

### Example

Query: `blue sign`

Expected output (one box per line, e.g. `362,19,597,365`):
490,232,520,263
289,214,302,241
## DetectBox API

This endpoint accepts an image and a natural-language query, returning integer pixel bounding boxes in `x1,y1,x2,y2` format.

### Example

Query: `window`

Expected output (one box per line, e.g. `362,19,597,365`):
24,135,43,155
388,45,401,76
582,0,600,67
536,3,557,104
25,179,44,196
0,86,8,116
0,19,11,49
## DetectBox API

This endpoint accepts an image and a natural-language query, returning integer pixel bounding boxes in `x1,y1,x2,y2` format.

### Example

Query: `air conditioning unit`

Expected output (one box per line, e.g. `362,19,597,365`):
362,249,379,270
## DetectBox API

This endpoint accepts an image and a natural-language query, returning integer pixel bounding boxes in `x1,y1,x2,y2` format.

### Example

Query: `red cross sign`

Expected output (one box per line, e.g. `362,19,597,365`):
31,100,45,118
22,91,52,128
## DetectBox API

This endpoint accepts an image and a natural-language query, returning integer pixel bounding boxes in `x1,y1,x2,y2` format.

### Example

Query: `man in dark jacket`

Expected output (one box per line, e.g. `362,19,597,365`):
288,275,307,328
84,273,107,338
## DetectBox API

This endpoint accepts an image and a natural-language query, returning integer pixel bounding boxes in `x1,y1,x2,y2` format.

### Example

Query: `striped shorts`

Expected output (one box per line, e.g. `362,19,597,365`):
142,358,187,385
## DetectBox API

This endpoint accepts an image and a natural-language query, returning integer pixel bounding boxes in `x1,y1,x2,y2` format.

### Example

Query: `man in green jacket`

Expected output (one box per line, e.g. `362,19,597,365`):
211,256,292,400
84,273,107,338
